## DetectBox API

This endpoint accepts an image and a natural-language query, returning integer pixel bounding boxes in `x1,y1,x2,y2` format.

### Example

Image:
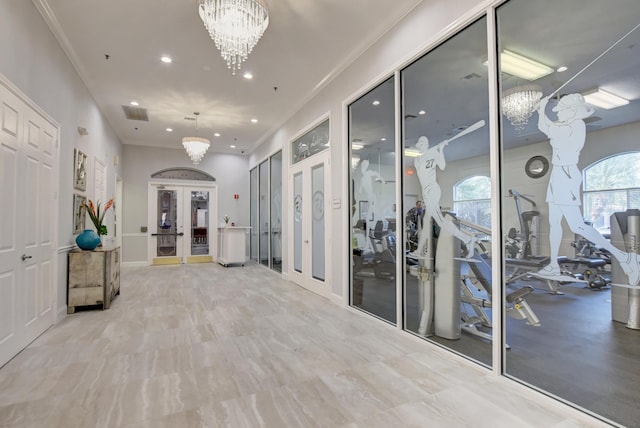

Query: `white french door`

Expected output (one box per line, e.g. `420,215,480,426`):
0,77,58,368
148,181,217,265
289,151,331,298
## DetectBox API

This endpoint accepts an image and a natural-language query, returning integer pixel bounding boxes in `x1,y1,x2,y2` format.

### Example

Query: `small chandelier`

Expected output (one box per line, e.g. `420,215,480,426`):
502,85,543,131
198,0,270,75
182,113,210,165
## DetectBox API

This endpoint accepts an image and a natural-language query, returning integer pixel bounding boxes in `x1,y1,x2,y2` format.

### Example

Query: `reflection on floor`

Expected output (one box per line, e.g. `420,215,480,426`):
0,263,607,427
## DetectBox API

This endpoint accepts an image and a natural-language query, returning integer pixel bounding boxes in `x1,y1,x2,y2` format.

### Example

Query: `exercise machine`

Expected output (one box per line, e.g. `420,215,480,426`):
610,209,640,329
410,212,540,344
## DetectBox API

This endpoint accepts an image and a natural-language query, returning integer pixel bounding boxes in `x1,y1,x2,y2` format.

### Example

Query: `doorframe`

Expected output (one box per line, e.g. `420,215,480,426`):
288,149,332,298
147,179,217,265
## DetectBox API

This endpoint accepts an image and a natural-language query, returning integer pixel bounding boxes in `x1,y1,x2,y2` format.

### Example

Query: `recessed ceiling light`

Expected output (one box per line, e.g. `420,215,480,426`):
372,100,380,106
130,101,139,106
230,145,236,148
251,118,258,123
557,66,568,72
583,88,629,109
352,143,364,150
166,128,173,132
160,56,172,63
214,133,221,137
380,138,386,141
243,72,253,79
418,110,426,115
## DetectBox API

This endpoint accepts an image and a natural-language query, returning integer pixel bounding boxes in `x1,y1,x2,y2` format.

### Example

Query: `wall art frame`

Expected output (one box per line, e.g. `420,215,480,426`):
73,149,87,191
73,193,87,234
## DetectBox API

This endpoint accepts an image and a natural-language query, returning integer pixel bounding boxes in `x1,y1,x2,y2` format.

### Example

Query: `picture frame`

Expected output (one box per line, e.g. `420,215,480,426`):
359,200,369,221
73,149,87,191
73,193,87,234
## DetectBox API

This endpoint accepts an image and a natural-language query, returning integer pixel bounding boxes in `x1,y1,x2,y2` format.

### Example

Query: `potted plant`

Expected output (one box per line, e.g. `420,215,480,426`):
76,198,114,250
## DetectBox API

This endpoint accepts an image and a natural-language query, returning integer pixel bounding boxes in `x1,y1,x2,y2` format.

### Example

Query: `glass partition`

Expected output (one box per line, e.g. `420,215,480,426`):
259,160,269,266
311,163,325,280
250,167,258,262
293,171,303,273
401,17,492,366
270,151,282,272
349,77,397,324
497,1,640,426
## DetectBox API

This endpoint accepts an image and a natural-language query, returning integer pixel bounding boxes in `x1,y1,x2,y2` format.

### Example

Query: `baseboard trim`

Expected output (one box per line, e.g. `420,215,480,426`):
122,261,148,268
56,306,67,323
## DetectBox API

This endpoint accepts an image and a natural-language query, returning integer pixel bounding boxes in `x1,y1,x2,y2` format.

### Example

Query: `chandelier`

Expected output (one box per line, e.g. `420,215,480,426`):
182,113,210,165
198,0,270,75
501,85,543,131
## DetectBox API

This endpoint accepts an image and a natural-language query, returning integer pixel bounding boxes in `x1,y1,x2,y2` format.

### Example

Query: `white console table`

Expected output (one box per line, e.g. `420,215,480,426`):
217,226,250,266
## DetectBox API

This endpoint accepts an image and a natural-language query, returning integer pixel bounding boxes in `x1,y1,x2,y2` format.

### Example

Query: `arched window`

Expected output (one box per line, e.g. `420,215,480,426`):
583,152,640,233
453,175,491,229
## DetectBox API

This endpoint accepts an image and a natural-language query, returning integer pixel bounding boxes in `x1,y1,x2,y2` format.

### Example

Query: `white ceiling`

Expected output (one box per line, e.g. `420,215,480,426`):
35,0,424,155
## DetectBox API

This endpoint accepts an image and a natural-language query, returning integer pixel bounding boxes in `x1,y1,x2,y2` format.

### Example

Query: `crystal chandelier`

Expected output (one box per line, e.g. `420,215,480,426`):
182,113,210,165
198,0,270,75
501,85,543,131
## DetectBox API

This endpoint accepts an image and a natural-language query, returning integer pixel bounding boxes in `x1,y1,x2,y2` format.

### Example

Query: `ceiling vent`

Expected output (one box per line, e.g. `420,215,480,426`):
584,116,602,124
122,105,149,121
404,114,417,120
463,72,481,80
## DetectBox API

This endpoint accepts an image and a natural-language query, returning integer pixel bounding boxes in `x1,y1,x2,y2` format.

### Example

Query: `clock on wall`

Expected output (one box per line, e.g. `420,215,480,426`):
525,155,549,179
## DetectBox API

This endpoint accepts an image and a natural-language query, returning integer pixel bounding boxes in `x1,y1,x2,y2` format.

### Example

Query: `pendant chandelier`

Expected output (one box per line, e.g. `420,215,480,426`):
501,85,543,131
198,0,270,75
182,113,210,165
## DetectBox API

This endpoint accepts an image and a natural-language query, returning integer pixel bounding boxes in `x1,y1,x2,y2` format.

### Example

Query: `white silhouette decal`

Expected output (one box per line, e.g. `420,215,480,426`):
536,94,639,285
359,159,385,247
412,120,485,259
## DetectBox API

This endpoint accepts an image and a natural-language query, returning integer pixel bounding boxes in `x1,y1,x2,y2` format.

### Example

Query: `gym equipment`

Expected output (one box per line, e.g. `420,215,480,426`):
353,219,398,280
410,212,540,344
506,189,544,260
610,209,640,329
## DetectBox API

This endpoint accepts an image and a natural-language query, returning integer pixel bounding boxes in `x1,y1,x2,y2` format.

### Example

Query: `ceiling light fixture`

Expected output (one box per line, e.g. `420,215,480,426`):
214,132,221,137
243,72,253,79
501,84,543,131
166,128,173,132
404,149,420,158
130,101,139,106
499,50,554,81
352,144,364,150
160,56,173,63
418,110,426,115
372,100,380,106
251,118,258,123
583,88,629,110
198,0,269,75
182,112,210,165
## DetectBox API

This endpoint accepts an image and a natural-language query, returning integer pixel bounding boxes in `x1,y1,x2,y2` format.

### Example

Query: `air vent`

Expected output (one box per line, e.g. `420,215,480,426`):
121,105,149,121
463,72,481,80
584,116,602,124
404,114,417,120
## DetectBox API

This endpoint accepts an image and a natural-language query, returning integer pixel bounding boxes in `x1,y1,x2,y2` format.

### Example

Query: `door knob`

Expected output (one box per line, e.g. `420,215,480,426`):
21,254,32,261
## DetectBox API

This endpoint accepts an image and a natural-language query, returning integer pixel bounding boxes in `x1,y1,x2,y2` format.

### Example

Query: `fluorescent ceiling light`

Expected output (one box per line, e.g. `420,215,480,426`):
404,149,420,158
352,143,364,150
583,88,629,110
499,50,554,81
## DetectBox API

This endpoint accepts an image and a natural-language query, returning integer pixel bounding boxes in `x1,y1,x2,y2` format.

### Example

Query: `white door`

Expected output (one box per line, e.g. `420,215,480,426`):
0,79,57,368
289,151,331,297
148,182,217,265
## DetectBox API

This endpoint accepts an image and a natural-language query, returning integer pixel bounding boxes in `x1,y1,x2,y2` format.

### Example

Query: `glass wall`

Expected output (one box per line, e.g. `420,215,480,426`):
250,167,258,262
497,1,640,426
401,17,493,366
270,151,283,272
259,159,269,266
349,77,397,324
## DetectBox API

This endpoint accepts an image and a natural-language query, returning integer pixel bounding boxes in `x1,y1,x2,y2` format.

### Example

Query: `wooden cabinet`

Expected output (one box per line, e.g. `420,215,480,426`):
217,227,249,266
67,247,120,313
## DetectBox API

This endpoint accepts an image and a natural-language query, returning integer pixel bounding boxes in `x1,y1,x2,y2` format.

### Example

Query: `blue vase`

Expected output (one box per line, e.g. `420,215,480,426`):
76,229,101,250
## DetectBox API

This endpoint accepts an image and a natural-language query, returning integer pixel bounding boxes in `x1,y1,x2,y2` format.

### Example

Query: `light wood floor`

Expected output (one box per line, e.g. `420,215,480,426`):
0,263,611,427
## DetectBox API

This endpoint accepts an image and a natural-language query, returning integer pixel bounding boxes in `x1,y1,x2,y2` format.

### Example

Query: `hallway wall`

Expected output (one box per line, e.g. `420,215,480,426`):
0,0,123,318
121,145,249,264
